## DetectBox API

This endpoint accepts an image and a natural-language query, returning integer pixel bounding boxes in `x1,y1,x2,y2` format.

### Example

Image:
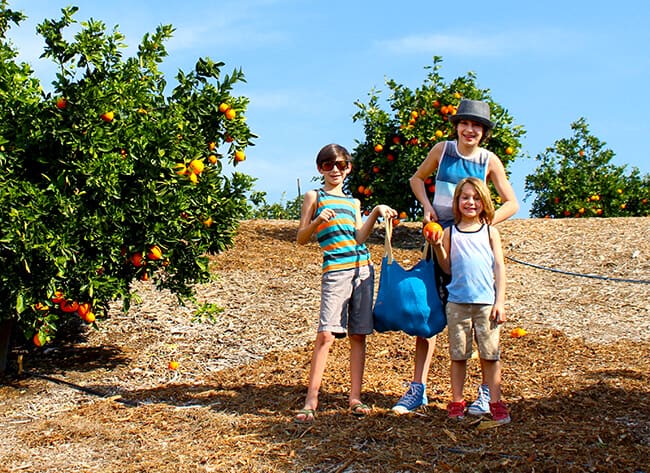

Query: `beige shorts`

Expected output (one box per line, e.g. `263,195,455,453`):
446,302,500,361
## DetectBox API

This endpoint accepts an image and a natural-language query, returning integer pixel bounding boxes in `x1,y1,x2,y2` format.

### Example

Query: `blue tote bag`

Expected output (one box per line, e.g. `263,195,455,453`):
373,219,446,338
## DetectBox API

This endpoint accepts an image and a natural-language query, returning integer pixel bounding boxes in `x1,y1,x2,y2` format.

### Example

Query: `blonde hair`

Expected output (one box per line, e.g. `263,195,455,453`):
452,177,495,224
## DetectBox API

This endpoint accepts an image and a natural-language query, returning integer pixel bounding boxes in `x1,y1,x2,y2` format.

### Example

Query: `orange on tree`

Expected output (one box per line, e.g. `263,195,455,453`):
218,103,230,113
147,245,163,260
60,300,80,313
234,150,246,162
374,144,383,152
33,333,43,347
131,252,145,267
225,108,236,120
188,159,205,174
208,155,218,164
83,312,96,324
77,302,91,318
56,97,67,109
100,111,114,122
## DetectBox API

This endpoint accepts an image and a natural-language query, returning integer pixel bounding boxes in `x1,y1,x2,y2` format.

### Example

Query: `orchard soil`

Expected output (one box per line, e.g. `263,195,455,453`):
1,218,649,473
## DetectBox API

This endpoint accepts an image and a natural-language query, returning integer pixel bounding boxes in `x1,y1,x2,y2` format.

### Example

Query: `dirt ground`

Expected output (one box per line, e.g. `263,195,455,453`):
1,217,649,473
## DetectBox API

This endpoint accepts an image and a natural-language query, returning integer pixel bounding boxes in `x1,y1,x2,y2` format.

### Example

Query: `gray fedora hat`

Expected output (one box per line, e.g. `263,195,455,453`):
449,99,495,130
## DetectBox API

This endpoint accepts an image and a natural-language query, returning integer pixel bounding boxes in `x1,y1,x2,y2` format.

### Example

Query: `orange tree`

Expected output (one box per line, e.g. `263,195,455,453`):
0,4,256,366
525,118,649,218
349,56,525,220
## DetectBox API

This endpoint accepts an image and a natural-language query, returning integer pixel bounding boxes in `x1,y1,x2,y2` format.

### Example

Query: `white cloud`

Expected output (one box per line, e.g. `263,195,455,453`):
377,28,585,57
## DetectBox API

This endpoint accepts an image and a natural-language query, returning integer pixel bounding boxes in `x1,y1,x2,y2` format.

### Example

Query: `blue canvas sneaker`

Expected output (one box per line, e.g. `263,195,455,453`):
467,384,491,416
391,382,427,414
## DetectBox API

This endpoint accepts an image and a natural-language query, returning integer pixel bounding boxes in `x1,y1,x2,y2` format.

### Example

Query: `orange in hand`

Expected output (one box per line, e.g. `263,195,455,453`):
422,221,443,240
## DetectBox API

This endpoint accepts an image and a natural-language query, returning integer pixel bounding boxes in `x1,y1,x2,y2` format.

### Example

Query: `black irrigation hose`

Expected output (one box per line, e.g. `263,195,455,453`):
29,372,140,407
506,255,650,285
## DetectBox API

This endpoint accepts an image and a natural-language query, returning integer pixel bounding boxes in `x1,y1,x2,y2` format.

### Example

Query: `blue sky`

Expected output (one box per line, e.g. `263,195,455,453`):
7,0,650,218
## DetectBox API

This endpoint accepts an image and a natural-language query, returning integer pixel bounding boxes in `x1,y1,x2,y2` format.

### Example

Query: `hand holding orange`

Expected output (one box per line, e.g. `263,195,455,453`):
422,221,443,241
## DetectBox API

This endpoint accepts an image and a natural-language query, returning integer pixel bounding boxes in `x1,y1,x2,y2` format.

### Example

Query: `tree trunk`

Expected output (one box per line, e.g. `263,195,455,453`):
0,319,13,374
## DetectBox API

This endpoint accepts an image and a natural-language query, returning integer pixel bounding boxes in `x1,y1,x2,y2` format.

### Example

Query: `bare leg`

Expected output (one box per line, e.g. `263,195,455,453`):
413,335,437,383
295,331,335,421
481,359,502,402
450,359,467,402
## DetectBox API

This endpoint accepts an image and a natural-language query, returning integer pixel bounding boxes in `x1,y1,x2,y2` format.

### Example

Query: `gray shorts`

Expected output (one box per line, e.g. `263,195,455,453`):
319,264,374,337
446,302,501,361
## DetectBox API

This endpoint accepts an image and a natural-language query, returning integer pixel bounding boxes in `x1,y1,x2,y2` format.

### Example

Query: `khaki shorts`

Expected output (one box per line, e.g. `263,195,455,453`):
319,265,374,336
446,302,500,361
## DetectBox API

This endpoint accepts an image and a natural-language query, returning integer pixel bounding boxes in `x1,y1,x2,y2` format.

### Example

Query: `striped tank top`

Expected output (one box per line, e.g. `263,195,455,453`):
314,189,371,273
433,141,490,228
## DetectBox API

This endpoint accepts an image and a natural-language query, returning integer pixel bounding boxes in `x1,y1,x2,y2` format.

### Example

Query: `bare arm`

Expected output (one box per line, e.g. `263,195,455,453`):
488,153,519,224
409,142,444,224
430,227,451,275
296,190,331,245
490,226,506,323
356,202,397,244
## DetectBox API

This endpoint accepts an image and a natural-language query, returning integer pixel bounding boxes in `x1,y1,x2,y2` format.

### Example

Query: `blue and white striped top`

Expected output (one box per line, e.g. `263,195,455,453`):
314,189,371,273
433,141,490,228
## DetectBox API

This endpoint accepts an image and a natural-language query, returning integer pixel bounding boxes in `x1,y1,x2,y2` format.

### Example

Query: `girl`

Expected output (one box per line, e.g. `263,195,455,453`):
429,176,511,424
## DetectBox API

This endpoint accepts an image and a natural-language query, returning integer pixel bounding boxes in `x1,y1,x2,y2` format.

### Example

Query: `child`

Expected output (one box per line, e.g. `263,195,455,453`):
429,176,511,424
294,143,397,423
395,99,518,415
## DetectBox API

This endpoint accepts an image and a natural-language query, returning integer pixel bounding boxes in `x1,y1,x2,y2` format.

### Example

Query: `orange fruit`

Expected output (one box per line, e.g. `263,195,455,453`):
357,185,365,194
399,211,407,219
374,144,383,152
51,290,65,303
77,302,91,318
392,218,401,227
510,327,527,338
208,141,216,151
234,150,246,162
224,134,234,143
33,333,43,347
168,361,179,370
34,302,49,311
579,150,585,157
392,136,400,145
131,252,145,267
83,311,96,323
434,130,443,138
427,184,436,193
432,100,440,108
56,97,67,109
147,245,163,260
225,108,236,120
372,166,380,173
387,154,395,161
505,146,514,155
203,216,213,227
422,221,443,240
188,159,205,174
189,173,199,184
208,155,218,164
100,111,114,122
60,300,80,313
175,163,188,175
218,103,230,113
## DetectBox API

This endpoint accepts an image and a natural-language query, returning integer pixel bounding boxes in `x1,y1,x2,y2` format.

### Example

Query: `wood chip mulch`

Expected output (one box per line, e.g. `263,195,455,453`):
1,217,649,473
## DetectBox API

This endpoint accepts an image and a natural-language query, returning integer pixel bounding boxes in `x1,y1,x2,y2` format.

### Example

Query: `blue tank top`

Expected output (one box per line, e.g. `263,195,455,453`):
433,141,490,228
314,189,371,273
446,224,496,305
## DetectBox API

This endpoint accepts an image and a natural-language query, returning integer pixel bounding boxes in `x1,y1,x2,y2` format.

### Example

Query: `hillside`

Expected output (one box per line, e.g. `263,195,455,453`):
1,217,649,472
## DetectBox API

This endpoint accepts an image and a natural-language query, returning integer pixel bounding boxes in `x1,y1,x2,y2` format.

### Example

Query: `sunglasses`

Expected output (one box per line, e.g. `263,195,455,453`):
320,160,350,172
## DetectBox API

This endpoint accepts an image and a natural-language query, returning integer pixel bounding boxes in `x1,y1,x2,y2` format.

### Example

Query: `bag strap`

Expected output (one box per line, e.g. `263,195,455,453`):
384,218,432,263
383,218,394,264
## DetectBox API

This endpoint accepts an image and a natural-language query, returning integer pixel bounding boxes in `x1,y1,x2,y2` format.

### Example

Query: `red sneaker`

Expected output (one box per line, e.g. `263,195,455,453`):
447,400,466,420
489,400,511,424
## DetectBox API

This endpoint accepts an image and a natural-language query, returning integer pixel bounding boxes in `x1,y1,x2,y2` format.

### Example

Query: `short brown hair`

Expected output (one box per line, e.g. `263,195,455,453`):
316,143,352,168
